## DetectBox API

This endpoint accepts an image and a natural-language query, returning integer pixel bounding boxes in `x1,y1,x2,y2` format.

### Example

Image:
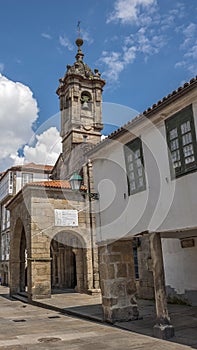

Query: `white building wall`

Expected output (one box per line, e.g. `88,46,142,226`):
16,171,49,193
92,95,197,304
93,101,197,242
162,237,197,305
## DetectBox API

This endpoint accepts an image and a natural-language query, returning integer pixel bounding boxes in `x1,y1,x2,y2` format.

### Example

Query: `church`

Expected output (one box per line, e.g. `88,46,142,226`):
5,35,197,340
7,36,105,299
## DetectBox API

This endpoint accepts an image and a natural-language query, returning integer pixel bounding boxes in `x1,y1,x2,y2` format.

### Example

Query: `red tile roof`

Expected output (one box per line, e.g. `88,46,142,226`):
27,180,87,191
88,75,197,152
28,180,71,189
19,163,53,171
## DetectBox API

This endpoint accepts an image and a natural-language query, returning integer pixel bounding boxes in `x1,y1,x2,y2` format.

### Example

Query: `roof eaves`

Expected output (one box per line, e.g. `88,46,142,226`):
88,75,197,155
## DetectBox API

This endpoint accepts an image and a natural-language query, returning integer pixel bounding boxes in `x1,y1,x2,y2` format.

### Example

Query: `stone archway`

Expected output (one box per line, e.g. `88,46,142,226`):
50,231,85,293
9,218,28,296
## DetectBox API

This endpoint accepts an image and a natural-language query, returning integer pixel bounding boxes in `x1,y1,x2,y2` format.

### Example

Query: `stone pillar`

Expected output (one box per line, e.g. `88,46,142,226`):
29,258,51,300
9,260,20,295
150,233,174,339
74,248,84,293
51,251,57,288
99,240,139,323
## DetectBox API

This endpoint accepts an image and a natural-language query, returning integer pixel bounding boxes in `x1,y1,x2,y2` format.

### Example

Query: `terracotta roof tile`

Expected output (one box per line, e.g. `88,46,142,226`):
90,75,197,150
27,180,87,191
21,163,53,171
28,180,71,189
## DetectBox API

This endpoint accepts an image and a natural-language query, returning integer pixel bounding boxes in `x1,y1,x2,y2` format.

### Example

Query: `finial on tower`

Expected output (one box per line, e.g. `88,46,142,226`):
77,20,81,38
75,20,84,61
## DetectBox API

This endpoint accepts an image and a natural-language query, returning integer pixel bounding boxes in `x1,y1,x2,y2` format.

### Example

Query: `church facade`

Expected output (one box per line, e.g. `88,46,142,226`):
7,37,105,300
5,35,197,340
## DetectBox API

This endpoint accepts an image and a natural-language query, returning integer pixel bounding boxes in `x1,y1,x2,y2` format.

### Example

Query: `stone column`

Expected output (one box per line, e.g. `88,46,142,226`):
150,233,174,339
9,260,20,295
73,248,84,293
28,258,51,300
99,240,139,323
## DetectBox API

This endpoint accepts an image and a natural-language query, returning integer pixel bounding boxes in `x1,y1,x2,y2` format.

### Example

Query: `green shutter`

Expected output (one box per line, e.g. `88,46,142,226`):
165,104,197,178
124,137,146,195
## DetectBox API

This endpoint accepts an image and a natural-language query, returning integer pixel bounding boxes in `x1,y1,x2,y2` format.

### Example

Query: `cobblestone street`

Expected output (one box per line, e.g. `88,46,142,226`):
0,286,195,350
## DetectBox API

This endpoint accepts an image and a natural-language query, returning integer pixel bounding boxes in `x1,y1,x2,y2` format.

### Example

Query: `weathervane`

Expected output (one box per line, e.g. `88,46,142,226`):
77,20,81,38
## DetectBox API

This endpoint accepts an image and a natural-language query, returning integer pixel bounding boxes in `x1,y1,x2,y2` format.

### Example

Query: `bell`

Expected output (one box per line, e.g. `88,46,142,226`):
82,101,89,109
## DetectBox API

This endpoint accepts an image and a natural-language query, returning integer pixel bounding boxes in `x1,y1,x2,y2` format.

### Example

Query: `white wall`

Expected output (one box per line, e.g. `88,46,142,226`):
162,237,197,305
92,93,197,304
92,99,197,243
16,171,49,193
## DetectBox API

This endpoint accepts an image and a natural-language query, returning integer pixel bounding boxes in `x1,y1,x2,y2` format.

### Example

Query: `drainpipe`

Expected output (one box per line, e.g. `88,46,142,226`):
87,160,96,290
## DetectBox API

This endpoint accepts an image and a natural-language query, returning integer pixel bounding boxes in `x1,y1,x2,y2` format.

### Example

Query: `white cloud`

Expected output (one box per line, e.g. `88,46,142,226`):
175,22,197,76
103,1,195,83
107,0,157,24
59,36,74,51
123,46,137,64
100,26,165,83
0,74,39,171
41,33,52,40
81,29,94,45
99,51,125,83
11,127,61,166
0,63,4,72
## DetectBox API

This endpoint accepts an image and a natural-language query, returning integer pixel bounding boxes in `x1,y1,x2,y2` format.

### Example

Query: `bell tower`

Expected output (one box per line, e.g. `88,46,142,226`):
56,37,105,157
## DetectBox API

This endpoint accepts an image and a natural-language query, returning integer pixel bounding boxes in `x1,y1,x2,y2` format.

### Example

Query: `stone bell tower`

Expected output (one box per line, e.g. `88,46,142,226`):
56,37,105,157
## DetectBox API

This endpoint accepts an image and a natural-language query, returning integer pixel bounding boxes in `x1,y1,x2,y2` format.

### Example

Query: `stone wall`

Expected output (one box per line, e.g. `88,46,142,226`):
8,184,100,300
99,239,139,323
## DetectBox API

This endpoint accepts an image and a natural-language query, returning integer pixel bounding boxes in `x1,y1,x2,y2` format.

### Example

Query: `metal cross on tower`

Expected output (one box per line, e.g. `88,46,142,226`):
77,20,81,38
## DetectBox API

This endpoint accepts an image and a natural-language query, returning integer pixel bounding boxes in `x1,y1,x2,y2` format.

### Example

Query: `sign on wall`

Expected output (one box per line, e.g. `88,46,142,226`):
54,209,78,227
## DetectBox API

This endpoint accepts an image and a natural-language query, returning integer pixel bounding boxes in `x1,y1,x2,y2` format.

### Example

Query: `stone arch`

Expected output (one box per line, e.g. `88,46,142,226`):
10,218,29,295
50,230,87,293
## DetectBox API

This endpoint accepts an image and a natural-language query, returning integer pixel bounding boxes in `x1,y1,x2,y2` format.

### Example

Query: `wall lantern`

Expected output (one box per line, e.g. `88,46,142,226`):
69,172,83,191
69,172,99,200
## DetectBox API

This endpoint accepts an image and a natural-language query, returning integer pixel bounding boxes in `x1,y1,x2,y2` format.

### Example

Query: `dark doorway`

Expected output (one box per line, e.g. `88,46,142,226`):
19,228,27,292
50,240,77,290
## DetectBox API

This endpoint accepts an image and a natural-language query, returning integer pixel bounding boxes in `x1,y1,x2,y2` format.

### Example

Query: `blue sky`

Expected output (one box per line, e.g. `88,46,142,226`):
0,0,197,170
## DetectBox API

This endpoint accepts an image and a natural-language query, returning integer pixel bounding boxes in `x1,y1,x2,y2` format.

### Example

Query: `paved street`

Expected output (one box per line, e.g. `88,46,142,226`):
0,286,195,350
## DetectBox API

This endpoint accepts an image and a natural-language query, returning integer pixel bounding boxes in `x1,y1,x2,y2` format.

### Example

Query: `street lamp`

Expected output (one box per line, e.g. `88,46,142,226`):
69,172,83,191
69,172,99,200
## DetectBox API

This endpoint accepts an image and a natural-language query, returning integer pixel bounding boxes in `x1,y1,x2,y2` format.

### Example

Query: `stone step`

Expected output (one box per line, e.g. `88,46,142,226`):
12,294,28,303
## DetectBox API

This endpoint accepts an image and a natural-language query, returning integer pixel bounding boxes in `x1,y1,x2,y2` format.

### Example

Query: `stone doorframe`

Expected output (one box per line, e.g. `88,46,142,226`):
50,230,90,293
9,217,30,297
9,212,98,300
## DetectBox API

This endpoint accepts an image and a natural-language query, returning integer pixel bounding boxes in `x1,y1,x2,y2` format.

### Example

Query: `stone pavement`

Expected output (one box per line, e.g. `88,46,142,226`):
0,287,197,350
11,287,197,348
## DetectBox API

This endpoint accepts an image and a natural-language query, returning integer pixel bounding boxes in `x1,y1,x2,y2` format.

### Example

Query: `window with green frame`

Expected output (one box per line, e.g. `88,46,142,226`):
124,137,146,195
165,104,197,178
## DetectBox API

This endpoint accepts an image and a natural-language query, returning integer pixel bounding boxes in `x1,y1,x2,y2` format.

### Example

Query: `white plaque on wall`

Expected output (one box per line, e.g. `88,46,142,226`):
54,209,78,227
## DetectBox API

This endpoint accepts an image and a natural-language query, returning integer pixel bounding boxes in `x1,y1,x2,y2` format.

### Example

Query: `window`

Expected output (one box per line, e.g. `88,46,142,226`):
1,206,10,231
124,138,146,195
165,104,197,178
22,173,33,187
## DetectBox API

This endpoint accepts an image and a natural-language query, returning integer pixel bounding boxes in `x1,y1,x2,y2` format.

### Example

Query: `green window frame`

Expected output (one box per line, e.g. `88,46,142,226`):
124,137,146,195
165,104,197,178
